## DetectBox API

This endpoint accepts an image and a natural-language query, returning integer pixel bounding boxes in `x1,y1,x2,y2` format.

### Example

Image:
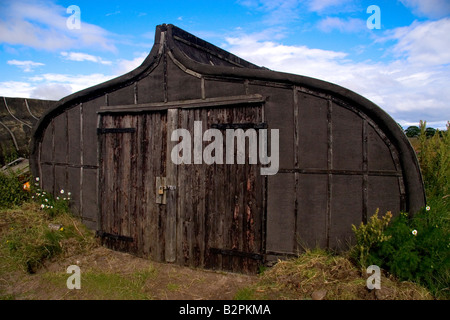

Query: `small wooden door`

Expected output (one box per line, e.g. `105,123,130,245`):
98,111,168,258
175,105,265,273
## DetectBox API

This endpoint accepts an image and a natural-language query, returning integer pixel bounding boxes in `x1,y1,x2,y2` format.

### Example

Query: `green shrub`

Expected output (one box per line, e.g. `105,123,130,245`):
353,119,450,297
1,145,19,167
31,177,71,218
2,203,96,274
351,209,392,268
352,120,450,299
417,121,450,198
0,171,31,208
367,201,449,299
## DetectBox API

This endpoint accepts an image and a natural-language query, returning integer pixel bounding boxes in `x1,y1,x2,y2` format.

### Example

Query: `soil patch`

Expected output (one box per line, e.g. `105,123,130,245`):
1,246,257,300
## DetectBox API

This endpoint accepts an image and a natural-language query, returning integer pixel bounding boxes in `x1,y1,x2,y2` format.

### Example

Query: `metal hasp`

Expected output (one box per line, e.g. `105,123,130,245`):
156,177,176,204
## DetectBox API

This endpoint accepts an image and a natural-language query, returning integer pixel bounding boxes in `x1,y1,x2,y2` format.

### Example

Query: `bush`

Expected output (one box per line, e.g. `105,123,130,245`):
2,202,96,274
1,175,88,273
351,209,392,268
31,177,71,218
365,201,449,299
352,121,450,299
0,171,31,208
417,121,450,198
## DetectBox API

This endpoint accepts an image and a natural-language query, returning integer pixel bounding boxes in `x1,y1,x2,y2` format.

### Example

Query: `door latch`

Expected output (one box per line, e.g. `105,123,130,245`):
156,177,176,204
156,177,167,204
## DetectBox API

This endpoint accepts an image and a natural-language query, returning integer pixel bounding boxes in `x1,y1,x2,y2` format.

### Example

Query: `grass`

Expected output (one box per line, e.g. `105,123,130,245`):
0,170,31,209
1,122,448,300
0,202,96,275
41,266,158,300
234,249,433,300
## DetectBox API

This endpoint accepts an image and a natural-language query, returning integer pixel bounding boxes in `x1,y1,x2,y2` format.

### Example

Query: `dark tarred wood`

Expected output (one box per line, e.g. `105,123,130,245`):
30,24,425,273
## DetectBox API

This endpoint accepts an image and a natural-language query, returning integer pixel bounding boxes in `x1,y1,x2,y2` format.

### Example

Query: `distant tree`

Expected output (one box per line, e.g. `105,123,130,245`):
425,127,437,138
405,126,420,138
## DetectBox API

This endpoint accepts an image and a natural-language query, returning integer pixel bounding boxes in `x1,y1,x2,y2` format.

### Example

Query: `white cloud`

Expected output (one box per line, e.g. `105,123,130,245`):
237,0,302,25
30,83,72,100
0,72,116,100
30,73,115,94
0,0,116,52
317,17,366,33
7,60,45,72
307,0,353,12
400,0,450,19
225,34,347,72
383,18,450,66
116,52,148,75
225,29,450,129
61,52,112,65
0,81,35,98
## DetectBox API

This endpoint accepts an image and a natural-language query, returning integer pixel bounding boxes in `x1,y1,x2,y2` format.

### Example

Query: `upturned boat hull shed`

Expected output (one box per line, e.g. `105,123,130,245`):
30,24,425,273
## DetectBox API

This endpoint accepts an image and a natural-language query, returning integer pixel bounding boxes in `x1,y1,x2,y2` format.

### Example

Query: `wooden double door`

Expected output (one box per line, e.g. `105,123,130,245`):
98,105,265,273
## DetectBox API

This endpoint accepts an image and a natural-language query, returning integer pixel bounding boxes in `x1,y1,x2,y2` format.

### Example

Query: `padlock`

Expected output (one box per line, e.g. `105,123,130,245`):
158,186,164,195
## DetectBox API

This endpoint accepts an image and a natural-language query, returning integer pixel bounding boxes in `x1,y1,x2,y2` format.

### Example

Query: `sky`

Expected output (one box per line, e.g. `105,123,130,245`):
0,0,449,129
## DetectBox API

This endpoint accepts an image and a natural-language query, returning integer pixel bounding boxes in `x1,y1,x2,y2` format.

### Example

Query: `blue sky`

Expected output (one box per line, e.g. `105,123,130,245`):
1,0,449,129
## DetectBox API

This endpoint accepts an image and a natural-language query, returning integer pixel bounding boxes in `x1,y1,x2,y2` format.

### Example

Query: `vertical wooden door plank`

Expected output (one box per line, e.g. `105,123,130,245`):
165,108,178,262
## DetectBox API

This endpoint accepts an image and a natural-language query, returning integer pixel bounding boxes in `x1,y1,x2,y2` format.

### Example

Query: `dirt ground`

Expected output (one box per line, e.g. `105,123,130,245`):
1,246,258,300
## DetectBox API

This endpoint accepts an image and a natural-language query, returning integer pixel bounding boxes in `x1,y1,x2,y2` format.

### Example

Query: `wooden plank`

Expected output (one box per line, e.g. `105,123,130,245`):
176,108,191,265
363,120,369,224
54,165,67,196
101,115,114,236
251,85,294,169
99,94,265,113
204,79,246,99
332,103,363,171
278,168,401,177
156,112,168,262
143,113,159,260
83,97,102,167
266,178,296,254
140,114,151,257
326,100,333,248
167,57,202,101
165,108,178,263
40,164,54,194
97,128,136,134
129,115,140,254
53,113,68,164
368,176,401,217
67,166,81,217
297,92,328,169
367,124,396,171
296,174,328,249
82,169,98,226
95,113,102,231
136,62,165,104
107,85,135,106
40,123,53,163
293,88,299,168
330,175,363,251
67,105,81,166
